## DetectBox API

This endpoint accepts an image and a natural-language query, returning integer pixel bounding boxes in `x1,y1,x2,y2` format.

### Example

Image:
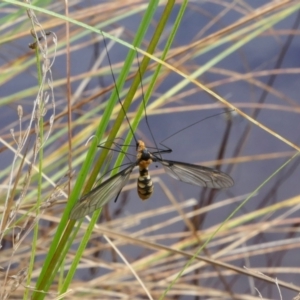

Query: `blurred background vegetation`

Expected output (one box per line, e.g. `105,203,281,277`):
1,0,300,299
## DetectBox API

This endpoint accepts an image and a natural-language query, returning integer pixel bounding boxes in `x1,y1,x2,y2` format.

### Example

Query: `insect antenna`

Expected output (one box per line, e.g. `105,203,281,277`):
104,36,164,158
102,36,138,146
97,138,136,161
135,51,168,160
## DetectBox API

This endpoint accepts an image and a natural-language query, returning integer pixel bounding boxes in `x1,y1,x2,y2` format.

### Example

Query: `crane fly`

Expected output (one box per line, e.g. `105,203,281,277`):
70,140,234,220
69,35,233,220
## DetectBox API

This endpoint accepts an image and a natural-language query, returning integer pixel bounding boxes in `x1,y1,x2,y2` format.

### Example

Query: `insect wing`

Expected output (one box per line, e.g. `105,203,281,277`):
70,164,135,220
158,159,234,189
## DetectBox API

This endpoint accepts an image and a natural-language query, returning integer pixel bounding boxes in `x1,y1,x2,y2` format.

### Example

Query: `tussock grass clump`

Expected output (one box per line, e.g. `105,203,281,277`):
1,1,300,299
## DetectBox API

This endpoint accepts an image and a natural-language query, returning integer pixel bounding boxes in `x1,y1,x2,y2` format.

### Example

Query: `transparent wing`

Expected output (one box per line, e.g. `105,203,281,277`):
158,159,234,189
70,164,136,220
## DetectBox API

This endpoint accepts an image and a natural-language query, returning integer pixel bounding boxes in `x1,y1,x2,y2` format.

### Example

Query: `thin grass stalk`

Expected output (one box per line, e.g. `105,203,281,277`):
159,152,300,299
23,8,47,298
31,1,168,298
60,0,175,296
0,2,56,298
148,3,300,115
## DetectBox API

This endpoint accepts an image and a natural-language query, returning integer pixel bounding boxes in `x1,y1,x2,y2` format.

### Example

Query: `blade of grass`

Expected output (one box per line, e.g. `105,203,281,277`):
60,0,175,296
30,0,173,298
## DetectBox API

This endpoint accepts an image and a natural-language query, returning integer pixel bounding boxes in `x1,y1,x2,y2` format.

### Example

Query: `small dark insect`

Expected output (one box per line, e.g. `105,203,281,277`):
29,31,52,49
70,140,234,220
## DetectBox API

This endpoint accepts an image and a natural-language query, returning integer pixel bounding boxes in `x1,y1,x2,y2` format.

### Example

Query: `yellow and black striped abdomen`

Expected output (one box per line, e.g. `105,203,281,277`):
137,167,153,200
